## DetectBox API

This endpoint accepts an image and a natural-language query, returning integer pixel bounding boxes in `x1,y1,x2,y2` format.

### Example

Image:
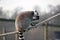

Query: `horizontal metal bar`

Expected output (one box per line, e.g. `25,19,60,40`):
0,18,15,22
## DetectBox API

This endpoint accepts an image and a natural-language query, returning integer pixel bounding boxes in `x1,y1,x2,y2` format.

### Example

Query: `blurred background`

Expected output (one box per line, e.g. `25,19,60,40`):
0,0,60,40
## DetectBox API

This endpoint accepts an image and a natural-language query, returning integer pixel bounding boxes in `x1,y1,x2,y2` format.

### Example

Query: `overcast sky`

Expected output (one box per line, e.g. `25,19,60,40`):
0,0,60,11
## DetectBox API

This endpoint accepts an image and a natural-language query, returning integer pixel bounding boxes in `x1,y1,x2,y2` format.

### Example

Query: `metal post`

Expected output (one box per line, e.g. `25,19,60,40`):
43,23,48,40
19,31,24,40
3,27,6,40
16,33,19,40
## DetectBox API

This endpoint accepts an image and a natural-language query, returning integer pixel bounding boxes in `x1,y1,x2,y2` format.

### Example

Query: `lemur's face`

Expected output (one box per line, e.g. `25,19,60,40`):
31,11,39,21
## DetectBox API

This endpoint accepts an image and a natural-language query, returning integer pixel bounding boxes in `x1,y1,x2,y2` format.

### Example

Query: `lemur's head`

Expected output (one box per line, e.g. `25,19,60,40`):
31,10,39,21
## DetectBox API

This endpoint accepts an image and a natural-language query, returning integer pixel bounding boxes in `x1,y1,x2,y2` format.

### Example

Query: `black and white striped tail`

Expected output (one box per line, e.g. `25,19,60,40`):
19,31,24,40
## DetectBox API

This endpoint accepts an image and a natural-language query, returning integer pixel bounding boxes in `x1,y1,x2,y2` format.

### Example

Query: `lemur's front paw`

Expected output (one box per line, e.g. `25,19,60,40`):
30,23,35,26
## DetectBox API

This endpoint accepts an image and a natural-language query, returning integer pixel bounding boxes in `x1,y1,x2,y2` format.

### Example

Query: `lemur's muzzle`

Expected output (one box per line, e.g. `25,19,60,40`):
33,16,39,20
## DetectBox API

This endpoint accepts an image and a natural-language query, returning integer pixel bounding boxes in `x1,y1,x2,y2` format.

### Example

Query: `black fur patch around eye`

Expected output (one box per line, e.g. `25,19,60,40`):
31,11,34,16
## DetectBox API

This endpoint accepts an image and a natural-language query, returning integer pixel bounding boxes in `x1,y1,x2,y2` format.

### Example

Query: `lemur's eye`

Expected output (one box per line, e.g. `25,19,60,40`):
31,11,34,16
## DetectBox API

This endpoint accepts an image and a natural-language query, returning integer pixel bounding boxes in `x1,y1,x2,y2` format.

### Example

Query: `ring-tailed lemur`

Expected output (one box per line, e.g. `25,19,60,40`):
15,10,39,40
